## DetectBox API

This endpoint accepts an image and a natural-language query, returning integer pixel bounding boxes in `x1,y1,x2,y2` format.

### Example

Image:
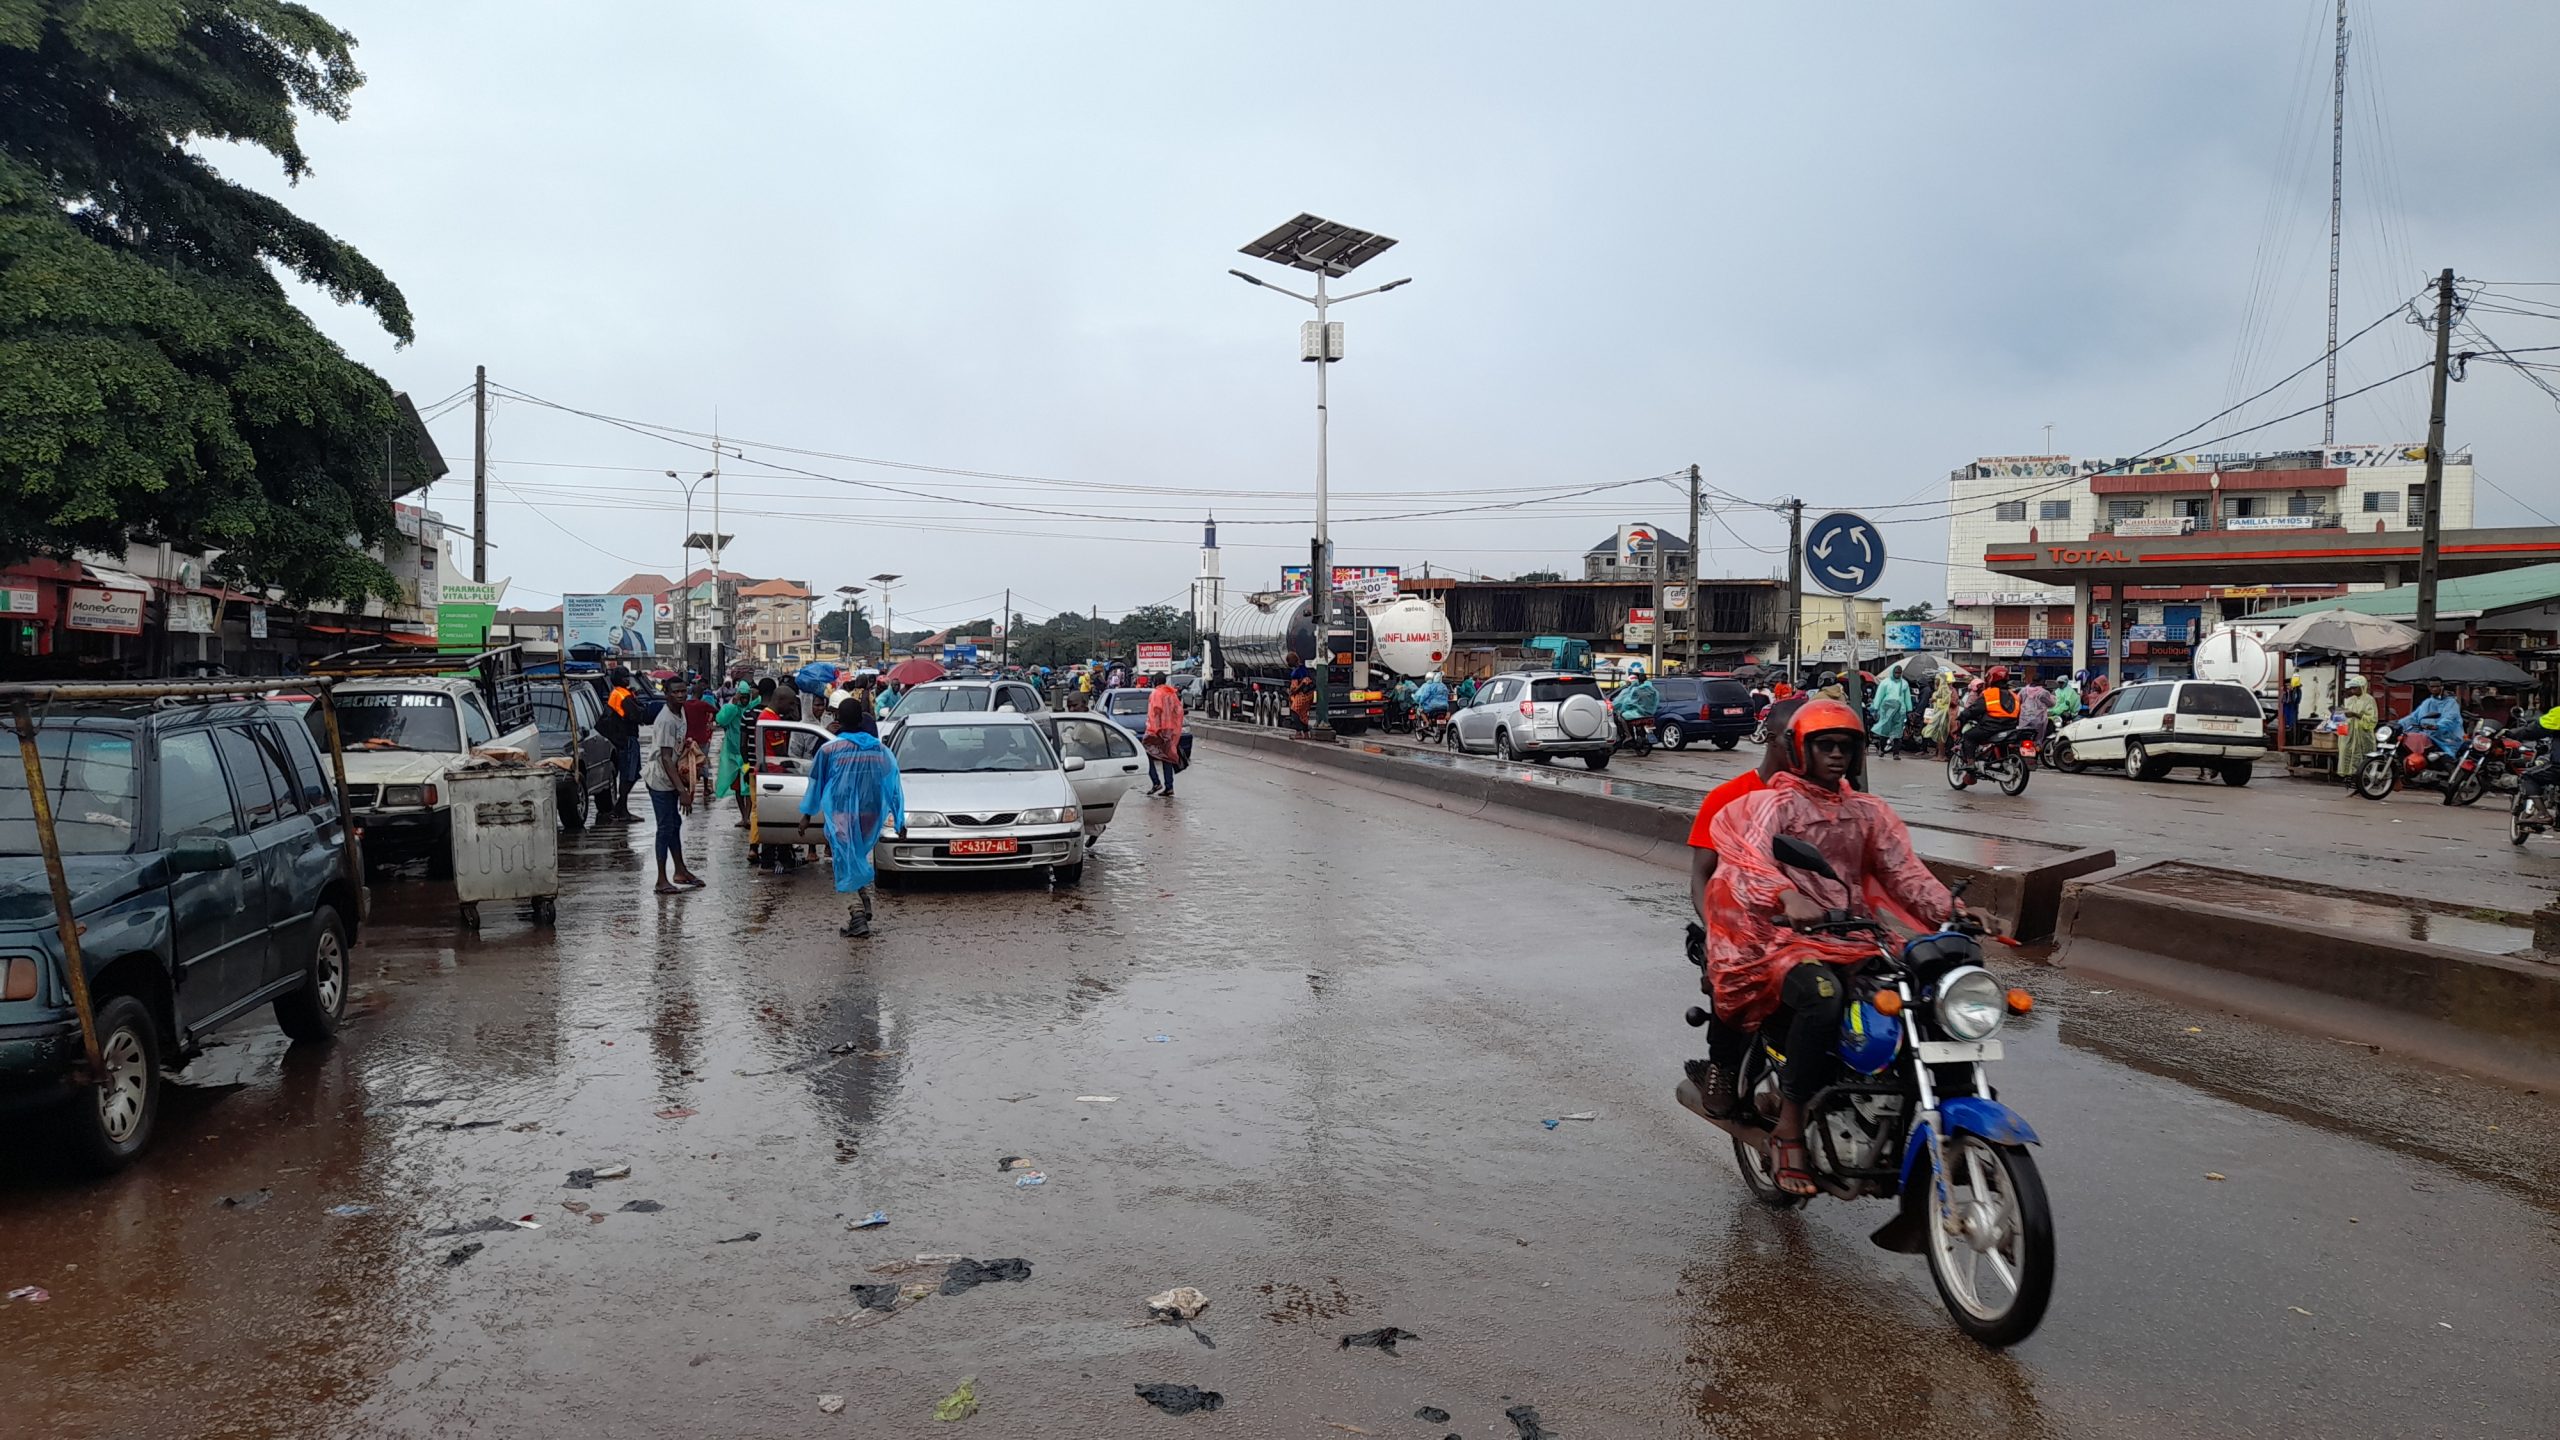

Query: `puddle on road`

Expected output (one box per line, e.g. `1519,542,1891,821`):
2112,863,2539,956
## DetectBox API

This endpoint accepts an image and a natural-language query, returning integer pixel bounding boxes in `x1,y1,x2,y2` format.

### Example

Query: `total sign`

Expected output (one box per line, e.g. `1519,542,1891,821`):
1804,511,1885,596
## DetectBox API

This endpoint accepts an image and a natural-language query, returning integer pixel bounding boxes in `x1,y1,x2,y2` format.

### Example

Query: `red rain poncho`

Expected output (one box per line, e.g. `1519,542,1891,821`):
1703,772,1954,1028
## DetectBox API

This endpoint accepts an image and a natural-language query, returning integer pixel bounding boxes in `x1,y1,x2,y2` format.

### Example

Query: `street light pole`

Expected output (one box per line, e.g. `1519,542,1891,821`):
869,573,902,671
665,468,713,673
1231,213,1409,743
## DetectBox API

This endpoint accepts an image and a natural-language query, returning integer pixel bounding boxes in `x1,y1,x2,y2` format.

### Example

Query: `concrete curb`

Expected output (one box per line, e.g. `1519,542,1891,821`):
1195,723,2112,940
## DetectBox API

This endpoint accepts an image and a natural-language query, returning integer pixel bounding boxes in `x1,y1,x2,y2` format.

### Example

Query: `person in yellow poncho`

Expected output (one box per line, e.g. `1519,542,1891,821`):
2337,673,2378,782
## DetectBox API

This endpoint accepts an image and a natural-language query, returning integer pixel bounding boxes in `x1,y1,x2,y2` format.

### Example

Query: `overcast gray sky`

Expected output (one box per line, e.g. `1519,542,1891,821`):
253,0,2560,626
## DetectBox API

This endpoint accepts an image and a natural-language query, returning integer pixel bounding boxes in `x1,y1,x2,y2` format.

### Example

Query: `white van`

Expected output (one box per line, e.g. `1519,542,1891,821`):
2049,679,2268,785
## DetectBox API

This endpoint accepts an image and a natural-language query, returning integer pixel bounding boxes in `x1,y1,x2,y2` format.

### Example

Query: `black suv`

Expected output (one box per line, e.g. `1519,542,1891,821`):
0,701,359,1171
1649,677,1759,751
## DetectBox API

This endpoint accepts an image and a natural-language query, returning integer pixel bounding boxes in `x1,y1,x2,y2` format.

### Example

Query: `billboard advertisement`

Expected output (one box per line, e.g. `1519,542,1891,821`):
66,586,145,635
1280,564,1400,598
1884,622,1973,653
1134,641,1173,674
563,593,657,655
438,602,496,650
1617,523,1660,562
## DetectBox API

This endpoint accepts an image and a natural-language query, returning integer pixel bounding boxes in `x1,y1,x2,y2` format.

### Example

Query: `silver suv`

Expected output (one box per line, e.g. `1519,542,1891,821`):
1449,671,1616,768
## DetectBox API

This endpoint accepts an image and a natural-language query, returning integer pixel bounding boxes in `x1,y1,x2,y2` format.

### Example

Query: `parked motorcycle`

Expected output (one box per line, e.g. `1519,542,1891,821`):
2353,723,2460,800
2446,718,2524,807
1676,841,2052,1346
1946,728,2034,796
2512,739,2556,847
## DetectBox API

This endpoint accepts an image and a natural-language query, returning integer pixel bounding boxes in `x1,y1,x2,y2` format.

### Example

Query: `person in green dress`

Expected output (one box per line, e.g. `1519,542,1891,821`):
714,680,754,828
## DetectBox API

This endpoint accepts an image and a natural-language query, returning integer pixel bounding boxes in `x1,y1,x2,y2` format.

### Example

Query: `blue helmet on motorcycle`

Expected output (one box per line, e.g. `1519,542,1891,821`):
1837,996,1902,1074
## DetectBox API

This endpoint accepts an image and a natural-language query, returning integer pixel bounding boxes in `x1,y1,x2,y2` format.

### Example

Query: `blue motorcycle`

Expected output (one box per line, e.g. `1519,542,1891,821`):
1678,837,2055,1346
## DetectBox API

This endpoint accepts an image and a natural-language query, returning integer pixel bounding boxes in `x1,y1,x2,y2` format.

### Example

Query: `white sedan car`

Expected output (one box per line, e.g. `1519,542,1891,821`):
755,712,1138,843
751,714,1099,884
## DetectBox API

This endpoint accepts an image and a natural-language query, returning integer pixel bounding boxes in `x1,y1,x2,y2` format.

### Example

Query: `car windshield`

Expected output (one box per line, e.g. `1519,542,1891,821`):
892,722,1056,774
896,686,991,714
0,729,142,856
325,691,462,751
1102,691,1150,715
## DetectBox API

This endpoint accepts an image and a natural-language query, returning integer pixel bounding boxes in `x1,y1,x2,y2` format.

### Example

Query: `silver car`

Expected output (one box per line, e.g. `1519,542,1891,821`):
873,713,1089,884
1449,671,1616,768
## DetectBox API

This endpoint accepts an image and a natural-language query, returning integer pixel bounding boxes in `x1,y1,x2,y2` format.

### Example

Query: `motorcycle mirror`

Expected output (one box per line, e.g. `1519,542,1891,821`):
1771,835,1840,881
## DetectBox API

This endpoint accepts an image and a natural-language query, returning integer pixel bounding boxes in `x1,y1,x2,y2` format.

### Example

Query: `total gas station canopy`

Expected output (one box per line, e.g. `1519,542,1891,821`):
1238,214,1399,277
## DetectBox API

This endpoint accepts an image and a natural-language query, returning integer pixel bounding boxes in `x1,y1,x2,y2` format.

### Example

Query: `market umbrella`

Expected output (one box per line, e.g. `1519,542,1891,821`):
884,656,946,687
2263,609,2422,656
1896,653,1971,684
2384,652,2534,687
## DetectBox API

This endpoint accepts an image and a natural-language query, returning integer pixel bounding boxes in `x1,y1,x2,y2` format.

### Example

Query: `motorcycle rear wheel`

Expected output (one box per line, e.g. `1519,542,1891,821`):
1997,755,2032,796
1918,1135,2055,1348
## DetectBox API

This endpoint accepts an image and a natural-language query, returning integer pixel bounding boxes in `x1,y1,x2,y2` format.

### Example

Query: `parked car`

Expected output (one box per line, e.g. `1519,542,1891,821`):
1098,686,1157,736
1170,674,1205,712
1649,676,1758,751
1449,671,1616,768
318,674,541,877
0,700,358,1171
878,713,1089,884
504,679,614,831
755,711,1139,844
890,678,1050,719
2048,679,2267,784
1049,713,1146,836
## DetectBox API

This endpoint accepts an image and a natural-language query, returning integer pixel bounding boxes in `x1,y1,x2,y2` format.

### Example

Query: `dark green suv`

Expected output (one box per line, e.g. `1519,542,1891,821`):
0,701,361,1172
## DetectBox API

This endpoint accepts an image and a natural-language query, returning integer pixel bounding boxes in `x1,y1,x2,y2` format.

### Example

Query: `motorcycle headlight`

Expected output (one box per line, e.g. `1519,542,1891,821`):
1935,966,2006,1041
902,810,947,828
1017,806,1080,824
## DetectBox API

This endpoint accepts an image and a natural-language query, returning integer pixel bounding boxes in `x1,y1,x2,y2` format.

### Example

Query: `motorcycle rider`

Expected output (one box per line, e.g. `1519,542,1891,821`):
1953,665,2021,781
1684,695,1807,1118
2504,702,2560,817
1412,670,1452,728
2405,681,2465,760
1704,700,1955,1195
1614,665,1659,744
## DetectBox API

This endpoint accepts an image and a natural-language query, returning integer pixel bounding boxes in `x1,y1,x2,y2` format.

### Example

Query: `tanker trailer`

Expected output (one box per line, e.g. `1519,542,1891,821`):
1204,591,1383,733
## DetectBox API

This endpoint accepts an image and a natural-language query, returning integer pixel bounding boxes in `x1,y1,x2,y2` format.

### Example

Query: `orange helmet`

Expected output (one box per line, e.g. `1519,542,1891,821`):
1986,666,2011,684
1787,698,1865,770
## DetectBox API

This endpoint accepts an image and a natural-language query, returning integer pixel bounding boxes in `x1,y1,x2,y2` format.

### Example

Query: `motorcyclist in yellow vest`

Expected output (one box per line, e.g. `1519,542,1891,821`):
1955,666,2020,777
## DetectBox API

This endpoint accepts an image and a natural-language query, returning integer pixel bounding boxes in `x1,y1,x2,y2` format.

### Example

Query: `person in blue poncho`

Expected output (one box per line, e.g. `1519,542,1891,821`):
2403,680,2465,758
796,697,907,938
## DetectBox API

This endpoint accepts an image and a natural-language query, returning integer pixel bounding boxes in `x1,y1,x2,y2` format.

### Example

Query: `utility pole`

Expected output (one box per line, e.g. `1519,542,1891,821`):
1002,587,1011,668
1784,498,1805,685
2414,266,2454,656
470,364,488,582
1647,533,1664,677
2324,0,2349,445
1686,463,1702,674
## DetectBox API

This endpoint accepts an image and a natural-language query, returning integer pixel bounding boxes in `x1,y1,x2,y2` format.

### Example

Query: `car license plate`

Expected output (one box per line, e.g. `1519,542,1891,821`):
2188,717,2248,733
1912,1038,2003,1064
1722,707,1745,716
949,837,1018,857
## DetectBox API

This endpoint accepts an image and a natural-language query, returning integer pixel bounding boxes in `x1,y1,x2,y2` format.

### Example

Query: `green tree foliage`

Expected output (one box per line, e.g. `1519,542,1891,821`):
0,0,415,602
1512,569,1564,583
817,599,872,649
1885,600,1936,621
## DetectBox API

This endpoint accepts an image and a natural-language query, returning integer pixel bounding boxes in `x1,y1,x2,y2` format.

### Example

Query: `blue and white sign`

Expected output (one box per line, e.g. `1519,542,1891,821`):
1804,511,1885,596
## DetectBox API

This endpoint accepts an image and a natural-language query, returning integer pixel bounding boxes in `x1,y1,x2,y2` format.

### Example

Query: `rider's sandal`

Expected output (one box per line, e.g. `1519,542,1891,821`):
1771,1134,1818,1196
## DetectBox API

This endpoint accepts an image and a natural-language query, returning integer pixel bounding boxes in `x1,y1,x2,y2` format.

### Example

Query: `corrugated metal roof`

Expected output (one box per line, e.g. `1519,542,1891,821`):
2250,562,2560,620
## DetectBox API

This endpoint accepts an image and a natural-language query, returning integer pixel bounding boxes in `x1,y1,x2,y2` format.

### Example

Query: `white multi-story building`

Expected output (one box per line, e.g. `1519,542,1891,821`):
1939,444,2474,675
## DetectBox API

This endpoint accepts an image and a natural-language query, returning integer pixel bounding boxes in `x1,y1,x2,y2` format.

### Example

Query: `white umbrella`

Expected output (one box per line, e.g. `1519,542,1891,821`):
2262,609,2422,656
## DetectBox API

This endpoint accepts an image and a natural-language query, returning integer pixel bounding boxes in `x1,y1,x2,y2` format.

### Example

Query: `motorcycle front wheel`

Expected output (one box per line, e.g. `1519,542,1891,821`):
1945,751,1972,791
2515,791,2536,848
2354,756,2396,801
2449,767,2488,807
1919,1135,2055,1348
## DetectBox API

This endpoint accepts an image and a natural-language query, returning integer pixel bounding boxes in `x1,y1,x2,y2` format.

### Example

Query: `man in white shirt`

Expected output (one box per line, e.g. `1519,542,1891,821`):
645,683,704,893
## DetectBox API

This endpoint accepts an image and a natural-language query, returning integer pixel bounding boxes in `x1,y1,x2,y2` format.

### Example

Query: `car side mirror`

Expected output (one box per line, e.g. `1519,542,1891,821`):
1062,755,1087,772
1771,835,1839,881
166,834,236,874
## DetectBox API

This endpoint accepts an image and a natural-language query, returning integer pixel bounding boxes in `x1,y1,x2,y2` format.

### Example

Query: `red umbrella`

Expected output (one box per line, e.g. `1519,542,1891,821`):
884,657,945,687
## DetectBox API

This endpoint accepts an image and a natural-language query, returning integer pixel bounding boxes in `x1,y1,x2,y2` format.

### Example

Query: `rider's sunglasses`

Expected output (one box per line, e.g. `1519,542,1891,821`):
1804,735,1858,756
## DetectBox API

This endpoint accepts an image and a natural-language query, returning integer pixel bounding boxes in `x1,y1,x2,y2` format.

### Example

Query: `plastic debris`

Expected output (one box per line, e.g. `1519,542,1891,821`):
1556,1112,1597,1122
1506,1403,1558,1439
564,1163,630,1189
5,1286,49,1303
1146,1287,1210,1323
1416,1406,1452,1424
218,1188,272,1210
618,1199,665,1213
443,1242,484,1267
940,1257,1033,1295
2205,1173,2227,1182
425,1216,519,1238
851,1283,904,1312
1014,1171,1048,1188
716,1231,761,1244
851,1210,890,1230
1340,1326,1420,1355
655,1107,698,1120
1075,1095,1118,1103
1134,1383,1224,1415
434,1119,502,1131
1540,1119,1560,1130
997,1155,1030,1172
326,1203,376,1218
818,1394,846,1414
2290,1306,2314,1316
934,1377,980,1422
562,1201,590,1214
1147,1034,1173,1044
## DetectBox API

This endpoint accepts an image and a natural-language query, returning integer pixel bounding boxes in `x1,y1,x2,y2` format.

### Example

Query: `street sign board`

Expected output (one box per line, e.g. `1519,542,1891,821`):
1135,641,1173,674
1804,511,1885,596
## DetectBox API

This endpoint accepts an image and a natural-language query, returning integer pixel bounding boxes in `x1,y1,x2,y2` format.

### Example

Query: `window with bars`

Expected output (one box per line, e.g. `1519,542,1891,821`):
2407,484,2428,515
2107,499,2147,521
1993,501,2027,522
2362,491,2398,513
2037,499,2073,521
2173,497,2209,518
2285,494,2323,517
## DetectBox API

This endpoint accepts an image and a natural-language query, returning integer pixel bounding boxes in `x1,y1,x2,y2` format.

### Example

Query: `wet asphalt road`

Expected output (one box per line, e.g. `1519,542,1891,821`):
3,753,2558,1438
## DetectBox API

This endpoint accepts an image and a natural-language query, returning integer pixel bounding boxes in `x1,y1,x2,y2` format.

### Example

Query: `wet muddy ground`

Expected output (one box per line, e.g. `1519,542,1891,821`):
3,753,2556,1437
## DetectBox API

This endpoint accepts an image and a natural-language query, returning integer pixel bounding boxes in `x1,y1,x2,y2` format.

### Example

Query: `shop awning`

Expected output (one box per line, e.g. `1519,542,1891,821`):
79,564,152,593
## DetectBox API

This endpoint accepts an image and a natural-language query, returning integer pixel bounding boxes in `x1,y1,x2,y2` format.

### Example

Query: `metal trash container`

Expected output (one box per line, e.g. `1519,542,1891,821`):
446,760,560,929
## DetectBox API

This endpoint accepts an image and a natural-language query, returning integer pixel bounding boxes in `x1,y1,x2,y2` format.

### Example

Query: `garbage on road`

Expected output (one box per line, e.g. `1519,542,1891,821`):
939,1257,1033,1295
1415,1406,1452,1424
1340,1326,1419,1355
1075,1095,1118,1103
818,1394,846,1414
618,1199,665,1213
1145,1287,1210,1323
1506,1403,1559,1439
1013,1171,1048,1188
325,1204,377,1218
716,1231,760,1244
5,1286,49,1303
850,1210,891,1230
564,1163,630,1189
424,1216,526,1238
1134,1383,1224,1415
851,1283,904,1312
443,1243,484,1267
934,1377,981,1421
655,1107,698,1120
218,1189,272,1210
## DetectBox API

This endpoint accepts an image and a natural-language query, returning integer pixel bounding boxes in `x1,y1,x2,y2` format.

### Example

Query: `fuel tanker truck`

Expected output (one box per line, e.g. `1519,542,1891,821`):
1204,591,1454,733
